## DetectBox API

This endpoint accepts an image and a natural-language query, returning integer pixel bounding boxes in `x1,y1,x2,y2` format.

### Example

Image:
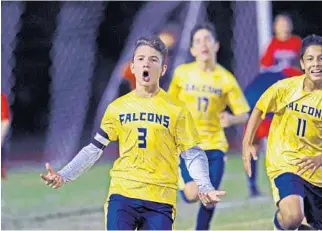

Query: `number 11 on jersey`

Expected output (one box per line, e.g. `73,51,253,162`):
296,118,307,137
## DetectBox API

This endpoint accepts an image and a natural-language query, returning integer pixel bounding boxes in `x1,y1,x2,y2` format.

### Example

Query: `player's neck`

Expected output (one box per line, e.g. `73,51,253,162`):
135,83,160,98
303,77,322,92
196,59,216,73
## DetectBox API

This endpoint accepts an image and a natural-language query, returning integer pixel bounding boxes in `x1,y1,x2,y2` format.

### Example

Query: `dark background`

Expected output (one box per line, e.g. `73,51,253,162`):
6,1,322,151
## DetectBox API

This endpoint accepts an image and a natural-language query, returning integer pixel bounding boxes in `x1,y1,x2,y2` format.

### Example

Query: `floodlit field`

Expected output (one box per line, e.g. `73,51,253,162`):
2,153,276,230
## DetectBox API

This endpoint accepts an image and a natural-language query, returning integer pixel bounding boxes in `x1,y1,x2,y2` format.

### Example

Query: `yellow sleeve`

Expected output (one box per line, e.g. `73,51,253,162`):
175,107,200,152
167,67,181,98
100,105,119,141
255,82,280,119
225,75,250,115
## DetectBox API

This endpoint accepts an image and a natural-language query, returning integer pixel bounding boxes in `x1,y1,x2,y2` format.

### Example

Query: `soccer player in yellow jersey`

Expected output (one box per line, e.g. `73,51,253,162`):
243,34,322,230
39,36,225,230
168,23,250,230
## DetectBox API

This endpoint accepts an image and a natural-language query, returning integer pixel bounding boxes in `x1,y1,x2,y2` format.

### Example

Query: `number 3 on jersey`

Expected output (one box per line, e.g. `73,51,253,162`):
296,118,307,137
138,128,147,148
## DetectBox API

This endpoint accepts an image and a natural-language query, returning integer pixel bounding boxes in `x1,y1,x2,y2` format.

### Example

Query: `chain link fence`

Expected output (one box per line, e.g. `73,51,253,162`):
44,2,105,166
231,1,260,89
1,1,24,101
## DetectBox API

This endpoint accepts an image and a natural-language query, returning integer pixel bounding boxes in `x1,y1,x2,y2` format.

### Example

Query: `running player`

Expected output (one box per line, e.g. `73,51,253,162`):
243,34,322,230
40,35,225,230
243,66,303,197
168,23,250,230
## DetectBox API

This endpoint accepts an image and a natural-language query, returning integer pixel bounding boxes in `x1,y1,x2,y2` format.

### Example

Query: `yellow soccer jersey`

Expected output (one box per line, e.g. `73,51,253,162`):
100,89,199,207
168,62,250,152
256,75,322,200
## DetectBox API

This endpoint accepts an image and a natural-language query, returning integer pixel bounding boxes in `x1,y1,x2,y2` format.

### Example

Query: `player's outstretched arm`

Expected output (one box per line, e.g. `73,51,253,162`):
181,146,226,207
40,142,106,189
242,79,279,176
242,108,263,177
40,103,117,189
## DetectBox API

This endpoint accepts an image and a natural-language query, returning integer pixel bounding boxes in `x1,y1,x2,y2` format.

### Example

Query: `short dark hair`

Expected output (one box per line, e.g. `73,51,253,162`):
300,34,322,58
133,35,168,64
190,22,216,47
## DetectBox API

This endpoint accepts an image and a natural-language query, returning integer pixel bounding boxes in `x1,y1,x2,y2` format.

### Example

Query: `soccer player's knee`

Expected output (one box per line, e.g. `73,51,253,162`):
279,195,305,229
183,182,199,202
281,210,304,229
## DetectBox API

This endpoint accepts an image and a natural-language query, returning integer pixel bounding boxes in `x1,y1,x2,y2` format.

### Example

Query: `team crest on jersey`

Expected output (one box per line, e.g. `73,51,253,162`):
119,112,170,128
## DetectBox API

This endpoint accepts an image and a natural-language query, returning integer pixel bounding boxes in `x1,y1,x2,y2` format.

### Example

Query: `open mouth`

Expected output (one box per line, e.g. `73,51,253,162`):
142,70,150,82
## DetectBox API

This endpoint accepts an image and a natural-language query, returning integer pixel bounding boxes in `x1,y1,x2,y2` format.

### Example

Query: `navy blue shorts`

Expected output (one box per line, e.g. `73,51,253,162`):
274,173,322,229
179,149,225,189
106,194,174,230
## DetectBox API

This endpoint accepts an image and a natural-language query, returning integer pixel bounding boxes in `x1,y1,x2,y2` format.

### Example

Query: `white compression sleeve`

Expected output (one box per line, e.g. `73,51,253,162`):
180,145,215,193
58,143,104,183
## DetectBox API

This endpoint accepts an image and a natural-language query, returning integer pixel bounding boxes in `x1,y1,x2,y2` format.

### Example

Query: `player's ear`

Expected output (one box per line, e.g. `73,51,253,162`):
300,58,305,71
214,41,220,53
161,64,168,77
130,61,135,74
190,46,197,58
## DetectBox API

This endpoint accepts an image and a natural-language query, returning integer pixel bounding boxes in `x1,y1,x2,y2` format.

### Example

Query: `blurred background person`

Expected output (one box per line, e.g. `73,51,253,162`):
1,92,11,228
169,23,250,230
260,13,302,71
1,93,11,180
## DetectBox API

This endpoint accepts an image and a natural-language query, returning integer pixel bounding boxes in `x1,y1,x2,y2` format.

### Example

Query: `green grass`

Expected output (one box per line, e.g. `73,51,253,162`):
2,153,276,230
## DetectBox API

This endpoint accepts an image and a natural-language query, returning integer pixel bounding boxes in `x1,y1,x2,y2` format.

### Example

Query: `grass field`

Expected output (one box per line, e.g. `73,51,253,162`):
2,153,277,230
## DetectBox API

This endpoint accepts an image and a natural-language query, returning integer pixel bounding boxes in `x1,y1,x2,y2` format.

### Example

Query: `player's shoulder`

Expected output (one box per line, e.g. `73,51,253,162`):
274,74,305,88
270,75,305,96
160,90,190,116
106,91,134,110
161,90,186,107
174,62,197,74
216,64,234,77
216,64,238,85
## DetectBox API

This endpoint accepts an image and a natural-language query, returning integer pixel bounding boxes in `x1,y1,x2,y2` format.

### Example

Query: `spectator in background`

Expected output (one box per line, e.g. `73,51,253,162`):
1,93,10,180
119,22,179,96
260,13,302,71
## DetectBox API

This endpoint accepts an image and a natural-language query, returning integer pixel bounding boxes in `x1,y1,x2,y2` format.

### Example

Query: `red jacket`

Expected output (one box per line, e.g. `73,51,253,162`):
1,93,10,121
261,35,302,68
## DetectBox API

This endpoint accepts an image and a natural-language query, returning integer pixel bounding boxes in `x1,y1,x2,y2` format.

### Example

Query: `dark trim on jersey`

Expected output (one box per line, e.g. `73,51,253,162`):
91,138,106,150
98,128,109,140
